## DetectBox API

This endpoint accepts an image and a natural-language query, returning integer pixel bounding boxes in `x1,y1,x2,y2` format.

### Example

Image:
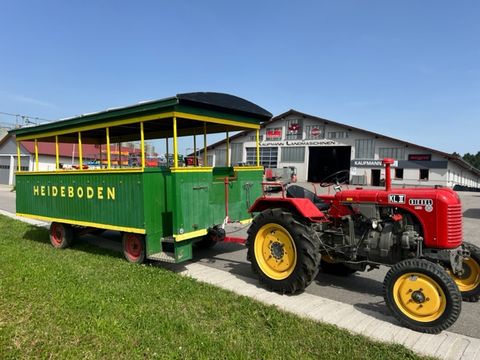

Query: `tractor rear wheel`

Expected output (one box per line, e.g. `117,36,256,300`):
246,208,321,294
383,259,461,334
122,233,146,264
448,242,480,302
49,222,74,249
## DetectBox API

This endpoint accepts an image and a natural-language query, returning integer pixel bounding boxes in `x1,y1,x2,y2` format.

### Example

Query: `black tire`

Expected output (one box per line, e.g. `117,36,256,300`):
383,259,461,334
49,222,74,249
122,233,146,264
246,208,321,294
450,242,480,302
321,258,357,276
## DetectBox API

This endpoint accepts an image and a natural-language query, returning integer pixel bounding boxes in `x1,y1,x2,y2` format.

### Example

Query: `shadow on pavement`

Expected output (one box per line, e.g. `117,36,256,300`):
463,208,480,219
314,271,384,297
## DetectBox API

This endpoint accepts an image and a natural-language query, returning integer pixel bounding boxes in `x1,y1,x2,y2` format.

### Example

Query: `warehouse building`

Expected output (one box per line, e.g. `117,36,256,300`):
201,109,480,189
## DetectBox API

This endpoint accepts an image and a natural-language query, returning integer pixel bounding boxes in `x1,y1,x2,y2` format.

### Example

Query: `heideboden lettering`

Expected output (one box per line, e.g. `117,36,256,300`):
33,185,115,200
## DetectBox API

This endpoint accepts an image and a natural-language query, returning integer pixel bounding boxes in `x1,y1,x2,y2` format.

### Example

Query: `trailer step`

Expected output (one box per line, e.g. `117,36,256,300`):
161,236,175,243
148,251,176,263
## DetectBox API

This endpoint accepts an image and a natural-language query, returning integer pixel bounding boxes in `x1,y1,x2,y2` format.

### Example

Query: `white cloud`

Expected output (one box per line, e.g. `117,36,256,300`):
8,94,57,109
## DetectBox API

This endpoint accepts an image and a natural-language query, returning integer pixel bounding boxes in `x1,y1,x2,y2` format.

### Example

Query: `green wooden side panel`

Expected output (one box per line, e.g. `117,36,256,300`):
142,168,173,255
170,169,263,236
16,173,145,230
15,168,263,262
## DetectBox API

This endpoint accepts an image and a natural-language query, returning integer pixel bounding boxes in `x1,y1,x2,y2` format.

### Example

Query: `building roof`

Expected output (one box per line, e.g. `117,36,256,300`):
20,140,100,158
200,109,480,176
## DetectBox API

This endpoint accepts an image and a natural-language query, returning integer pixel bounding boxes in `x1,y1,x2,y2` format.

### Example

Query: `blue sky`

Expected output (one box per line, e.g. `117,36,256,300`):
1,1,479,155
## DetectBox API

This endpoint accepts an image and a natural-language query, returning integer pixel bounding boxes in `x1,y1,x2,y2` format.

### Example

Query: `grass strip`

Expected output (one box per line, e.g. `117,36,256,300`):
0,215,427,359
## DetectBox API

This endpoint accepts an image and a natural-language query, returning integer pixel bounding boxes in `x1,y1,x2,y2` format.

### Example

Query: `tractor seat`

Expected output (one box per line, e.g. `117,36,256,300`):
286,185,330,211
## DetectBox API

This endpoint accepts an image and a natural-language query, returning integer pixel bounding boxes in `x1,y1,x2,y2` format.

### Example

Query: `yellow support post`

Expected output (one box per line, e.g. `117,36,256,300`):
166,137,169,166
193,135,197,167
16,141,20,172
256,129,260,167
78,132,83,170
55,136,59,170
140,122,145,169
173,117,178,168
34,139,38,171
226,131,230,167
203,122,207,166
106,127,111,169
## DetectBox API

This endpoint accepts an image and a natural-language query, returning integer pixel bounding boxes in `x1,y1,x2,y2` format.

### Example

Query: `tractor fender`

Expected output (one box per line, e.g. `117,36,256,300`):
248,197,326,222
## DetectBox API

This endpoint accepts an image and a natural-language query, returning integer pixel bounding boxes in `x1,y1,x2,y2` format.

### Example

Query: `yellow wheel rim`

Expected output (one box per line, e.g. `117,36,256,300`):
393,272,446,322
254,223,297,280
448,258,480,292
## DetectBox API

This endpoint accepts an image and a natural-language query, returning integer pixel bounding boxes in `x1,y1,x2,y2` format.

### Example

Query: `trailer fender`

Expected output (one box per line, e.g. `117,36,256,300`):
248,197,326,222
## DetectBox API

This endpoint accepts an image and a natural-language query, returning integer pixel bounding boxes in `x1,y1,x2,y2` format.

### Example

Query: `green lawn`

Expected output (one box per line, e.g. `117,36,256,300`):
0,215,426,359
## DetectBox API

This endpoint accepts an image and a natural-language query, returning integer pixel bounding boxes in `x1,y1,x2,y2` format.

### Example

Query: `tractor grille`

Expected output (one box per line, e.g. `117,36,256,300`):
447,204,463,244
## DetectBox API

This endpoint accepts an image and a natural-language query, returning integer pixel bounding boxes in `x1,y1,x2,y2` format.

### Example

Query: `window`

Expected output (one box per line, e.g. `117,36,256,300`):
355,139,374,158
0,164,10,169
265,128,282,141
379,147,405,160
327,131,348,139
305,125,325,140
246,147,278,168
395,168,404,179
281,147,305,163
249,135,263,142
285,119,302,140
214,149,227,166
230,143,243,165
419,169,429,181
206,155,214,167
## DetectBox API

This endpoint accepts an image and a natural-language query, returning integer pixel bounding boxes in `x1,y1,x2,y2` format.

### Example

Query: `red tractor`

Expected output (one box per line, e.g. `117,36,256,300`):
246,158,480,333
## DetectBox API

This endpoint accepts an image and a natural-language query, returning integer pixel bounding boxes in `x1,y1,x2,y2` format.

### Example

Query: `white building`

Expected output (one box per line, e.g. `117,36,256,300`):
202,109,480,189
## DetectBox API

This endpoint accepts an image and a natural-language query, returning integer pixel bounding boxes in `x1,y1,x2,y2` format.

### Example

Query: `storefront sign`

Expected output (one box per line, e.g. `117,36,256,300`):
408,154,432,161
351,159,398,168
260,139,337,147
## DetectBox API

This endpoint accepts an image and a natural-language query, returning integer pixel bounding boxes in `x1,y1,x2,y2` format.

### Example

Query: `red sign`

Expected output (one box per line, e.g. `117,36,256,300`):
408,154,431,161
310,128,320,136
288,123,301,132
266,129,282,139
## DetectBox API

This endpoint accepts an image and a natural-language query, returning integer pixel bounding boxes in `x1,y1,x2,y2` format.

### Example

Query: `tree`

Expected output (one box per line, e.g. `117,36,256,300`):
461,151,480,169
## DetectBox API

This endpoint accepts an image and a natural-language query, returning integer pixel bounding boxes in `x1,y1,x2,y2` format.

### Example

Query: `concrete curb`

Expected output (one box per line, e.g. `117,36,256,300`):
2,210,479,359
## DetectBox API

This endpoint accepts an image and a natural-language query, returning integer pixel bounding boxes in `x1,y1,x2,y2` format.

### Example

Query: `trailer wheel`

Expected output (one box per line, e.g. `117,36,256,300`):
383,259,461,334
246,208,321,294
447,242,480,302
49,222,74,249
122,233,146,264
321,256,357,276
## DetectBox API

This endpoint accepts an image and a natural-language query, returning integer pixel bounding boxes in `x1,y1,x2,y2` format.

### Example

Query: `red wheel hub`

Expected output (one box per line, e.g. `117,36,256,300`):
51,223,64,246
125,234,142,260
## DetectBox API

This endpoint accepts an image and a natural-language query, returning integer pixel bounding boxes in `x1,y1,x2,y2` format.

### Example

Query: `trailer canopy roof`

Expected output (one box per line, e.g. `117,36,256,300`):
9,92,272,143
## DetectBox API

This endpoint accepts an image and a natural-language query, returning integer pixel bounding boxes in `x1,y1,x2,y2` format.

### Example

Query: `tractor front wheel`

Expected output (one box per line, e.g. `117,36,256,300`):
49,222,74,249
246,208,321,294
448,242,480,302
383,259,461,334
122,233,146,264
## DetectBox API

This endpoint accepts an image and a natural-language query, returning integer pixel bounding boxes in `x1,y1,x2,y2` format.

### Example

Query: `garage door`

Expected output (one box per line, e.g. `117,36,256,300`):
0,157,10,184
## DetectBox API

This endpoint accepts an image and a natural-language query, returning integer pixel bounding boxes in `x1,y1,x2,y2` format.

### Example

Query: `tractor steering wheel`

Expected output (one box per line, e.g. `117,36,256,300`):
320,170,350,188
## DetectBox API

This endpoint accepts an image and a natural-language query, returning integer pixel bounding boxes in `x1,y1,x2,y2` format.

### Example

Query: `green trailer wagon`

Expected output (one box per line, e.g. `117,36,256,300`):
9,93,272,263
